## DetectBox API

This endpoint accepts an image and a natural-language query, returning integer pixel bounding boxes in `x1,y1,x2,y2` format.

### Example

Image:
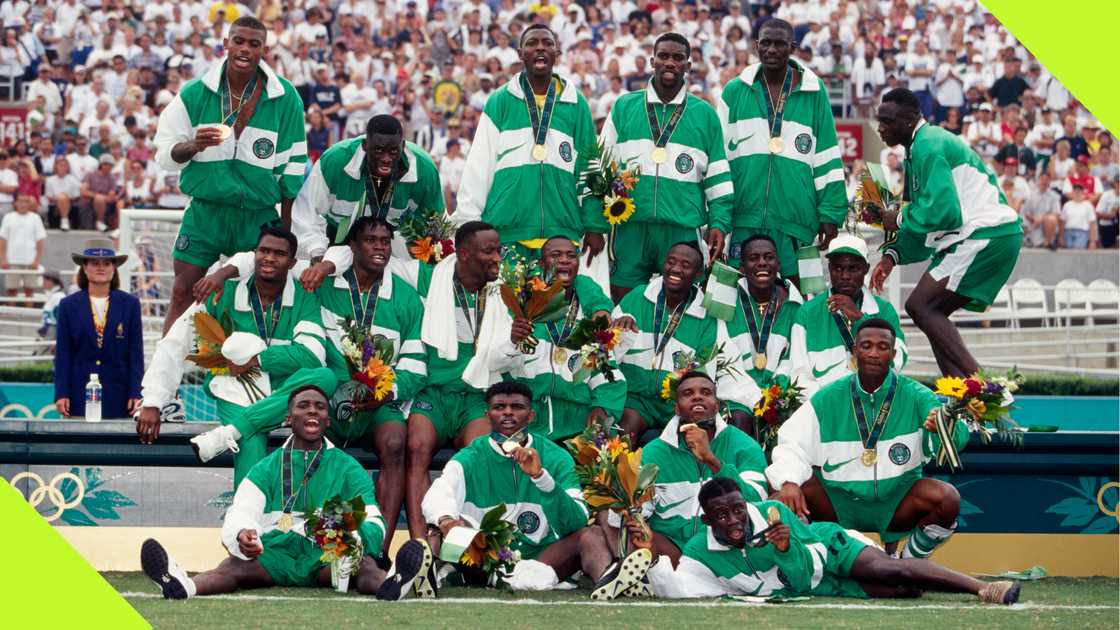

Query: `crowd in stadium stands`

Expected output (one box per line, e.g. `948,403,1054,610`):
0,0,1112,251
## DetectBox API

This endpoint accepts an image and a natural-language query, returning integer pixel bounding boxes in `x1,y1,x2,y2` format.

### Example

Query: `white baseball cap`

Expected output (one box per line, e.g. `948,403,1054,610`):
826,234,869,262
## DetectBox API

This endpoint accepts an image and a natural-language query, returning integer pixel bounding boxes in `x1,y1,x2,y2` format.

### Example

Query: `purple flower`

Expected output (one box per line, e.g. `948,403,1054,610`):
498,548,514,563
612,180,625,194
985,382,1003,395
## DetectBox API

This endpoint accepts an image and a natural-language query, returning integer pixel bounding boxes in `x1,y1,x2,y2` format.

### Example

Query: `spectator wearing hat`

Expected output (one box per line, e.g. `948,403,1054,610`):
995,127,1037,176
1063,155,1103,203
54,238,143,420
1021,172,1063,249
80,154,122,232
965,103,999,159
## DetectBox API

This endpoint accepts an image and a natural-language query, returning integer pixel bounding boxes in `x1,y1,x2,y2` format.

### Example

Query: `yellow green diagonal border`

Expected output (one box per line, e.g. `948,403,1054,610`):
983,0,1119,132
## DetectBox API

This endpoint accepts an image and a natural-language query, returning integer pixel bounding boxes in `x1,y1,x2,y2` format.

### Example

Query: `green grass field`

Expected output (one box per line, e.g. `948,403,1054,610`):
106,573,1119,630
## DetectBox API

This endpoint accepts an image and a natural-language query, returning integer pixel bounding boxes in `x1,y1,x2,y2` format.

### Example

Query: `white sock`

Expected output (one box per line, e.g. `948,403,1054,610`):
902,521,957,559
507,559,559,591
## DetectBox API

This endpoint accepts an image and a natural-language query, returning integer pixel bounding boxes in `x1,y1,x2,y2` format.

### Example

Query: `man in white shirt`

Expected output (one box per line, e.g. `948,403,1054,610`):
26,65,62,115
46,156,82,231
1037,73,1071,113
905,40,937,119
438,139,466,213
965,103,1000,159
102,55,130,101
490,31,520,70
0,151,19,216
468,73,493,112
65,136,99,182
341,72,378,138
851,45,886,118
933,51,964,122
0,193,45,300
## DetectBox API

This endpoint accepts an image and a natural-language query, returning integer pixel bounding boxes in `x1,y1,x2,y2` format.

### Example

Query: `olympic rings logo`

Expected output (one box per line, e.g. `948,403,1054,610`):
9,472,85,521
0,403,62,420
1098,482,1120,523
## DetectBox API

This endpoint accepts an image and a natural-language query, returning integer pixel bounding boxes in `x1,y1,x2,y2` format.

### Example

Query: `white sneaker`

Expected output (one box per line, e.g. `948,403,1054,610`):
141,539,196,599
59,217,70,231
189,424,241,462
96,220,108,232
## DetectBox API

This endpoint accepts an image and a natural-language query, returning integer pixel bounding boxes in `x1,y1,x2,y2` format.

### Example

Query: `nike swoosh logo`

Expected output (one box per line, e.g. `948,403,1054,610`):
496,143,525,163
728,133,754,152
811,360,844,379
821,457,857,473
658,497,691,513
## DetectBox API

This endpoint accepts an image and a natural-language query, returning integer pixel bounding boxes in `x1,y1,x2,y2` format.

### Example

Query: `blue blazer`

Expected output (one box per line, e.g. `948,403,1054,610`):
54,289,144,419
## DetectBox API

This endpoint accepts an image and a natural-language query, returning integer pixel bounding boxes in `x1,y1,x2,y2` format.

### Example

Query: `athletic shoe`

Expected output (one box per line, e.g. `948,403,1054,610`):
376,539,433,601
590,548,652,601
96,220,108,232
413,559,440,599
978,580,1021,605
141,538,196,600
161,400,186,423
59,218,70,232
621,573,654,598
189,424,241,462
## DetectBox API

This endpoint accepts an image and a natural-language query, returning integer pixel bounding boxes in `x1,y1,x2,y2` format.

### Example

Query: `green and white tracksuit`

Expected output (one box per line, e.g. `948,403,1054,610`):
613,278,761,427
719,278,804,396
222,437,385,586
154,60,307,268
291,138,445,260
492,277,625,441
765,372,969,542
421,433,589,560
788,288,907,399
140,272,335,486
639,415,768,549
886,121,1023,312
718,60,847,276
648,501,871,599
600,82,734,288
454,73,604,245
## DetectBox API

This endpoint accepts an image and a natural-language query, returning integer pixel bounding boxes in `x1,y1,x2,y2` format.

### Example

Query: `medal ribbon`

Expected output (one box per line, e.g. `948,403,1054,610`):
281,441,325,516
248,278,283,346
645,90,688,150
850,372,897,451
335,157,398,244
453,277,486,345
520,72,558,149
739,285,779,363
653,286,693,364
830,290,864,354
89,296,108,348
344,268,380,330
545,296,580,347
219,65,259,127
761,63,795,140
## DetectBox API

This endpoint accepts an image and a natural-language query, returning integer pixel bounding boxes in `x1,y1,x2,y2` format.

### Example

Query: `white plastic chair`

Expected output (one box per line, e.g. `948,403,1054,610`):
1053,278,1087,326
1011,278,1049,328
1087,279,1119,325
987,285,1014,328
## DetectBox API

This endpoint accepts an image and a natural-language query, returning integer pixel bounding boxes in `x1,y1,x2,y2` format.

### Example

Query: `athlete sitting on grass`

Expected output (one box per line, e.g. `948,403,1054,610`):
140,385,432,601
644,477,1020,604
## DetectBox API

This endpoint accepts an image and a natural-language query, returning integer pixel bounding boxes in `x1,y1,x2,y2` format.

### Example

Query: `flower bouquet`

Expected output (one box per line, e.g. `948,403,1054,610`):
659,343,740,400
566,422,658,556
399,206,455,264
338,321,396,412
303,494,367,593
580,139,640,262
561,314,623,383
931,370,1025,471
439,504,520,588
498,251,569,353
752,380,804,451
186,310,266,402
848,162,898,243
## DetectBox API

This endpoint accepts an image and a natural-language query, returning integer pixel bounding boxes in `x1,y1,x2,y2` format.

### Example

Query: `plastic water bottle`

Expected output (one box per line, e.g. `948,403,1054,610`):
84,374,102,423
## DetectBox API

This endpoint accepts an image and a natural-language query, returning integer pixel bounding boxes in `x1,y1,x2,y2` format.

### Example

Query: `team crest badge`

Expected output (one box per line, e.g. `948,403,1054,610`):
516,511,541,535
253,137,275,159
794,133,813,154
174,234,190,251
675,152,694,174
559,141,573,162
889,442,912,466
115,323,124,338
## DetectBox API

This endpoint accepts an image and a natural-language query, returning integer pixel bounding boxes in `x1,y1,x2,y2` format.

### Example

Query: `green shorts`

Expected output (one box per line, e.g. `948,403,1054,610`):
818,472,913,543
808,522,872,599
257,531,328,587
530,396,595,442
326,400,407,449
626,392,675,430
610,221,704,289
173,199,279,268
927,233,1022,312
729,228,801,279
410,385,489,445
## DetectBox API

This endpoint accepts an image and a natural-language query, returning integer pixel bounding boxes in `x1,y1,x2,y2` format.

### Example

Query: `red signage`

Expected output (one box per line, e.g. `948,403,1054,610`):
0,107,26,147
836,123,863,162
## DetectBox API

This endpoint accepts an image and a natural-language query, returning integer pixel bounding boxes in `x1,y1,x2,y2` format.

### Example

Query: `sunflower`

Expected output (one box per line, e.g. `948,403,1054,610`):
660,373,676,400
934,375,968,399
365,358,396,401
409,236,436,263
602,193,636,225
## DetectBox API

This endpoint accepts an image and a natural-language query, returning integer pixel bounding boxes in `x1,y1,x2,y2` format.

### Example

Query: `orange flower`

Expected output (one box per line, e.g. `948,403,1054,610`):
409,236,436,263
619,170,637,191
605,436,627,460
365,358,396,401
529,276,548,292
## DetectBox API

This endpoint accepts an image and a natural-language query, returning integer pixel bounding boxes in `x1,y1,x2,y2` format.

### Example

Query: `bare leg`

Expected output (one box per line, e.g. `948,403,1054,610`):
619,407,648,448
887,478,960,532
455,416,491,449
728,409,758,439
850,546,983,595
905,273,978,377
92,194,107,223
795,474,841,523
373,421,408,556
405,413,440,539
578,522,617,582
313,556,386,594
164,260,206,335
191,556,275,595
535,531,584,581
610,285,630,305
56,195,71,221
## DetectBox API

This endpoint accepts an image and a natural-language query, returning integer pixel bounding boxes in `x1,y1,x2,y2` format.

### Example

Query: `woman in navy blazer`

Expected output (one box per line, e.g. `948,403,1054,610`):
54,238,144,419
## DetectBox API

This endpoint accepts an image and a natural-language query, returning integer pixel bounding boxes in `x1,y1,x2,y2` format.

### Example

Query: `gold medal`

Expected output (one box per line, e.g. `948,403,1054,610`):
214,124,232,140
861,449,877,467
766,506,781,525
768,136,784,154
753,352,767,370
651,147,668,164
532,144,546,161
849,355,858,371
277,512,293,533
552,346,568,364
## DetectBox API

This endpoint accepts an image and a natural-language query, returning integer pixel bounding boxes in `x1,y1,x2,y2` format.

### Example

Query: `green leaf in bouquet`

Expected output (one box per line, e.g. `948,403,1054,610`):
635,463,659,498
480,503,507,531
562,315,609,350
370,334,395,361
